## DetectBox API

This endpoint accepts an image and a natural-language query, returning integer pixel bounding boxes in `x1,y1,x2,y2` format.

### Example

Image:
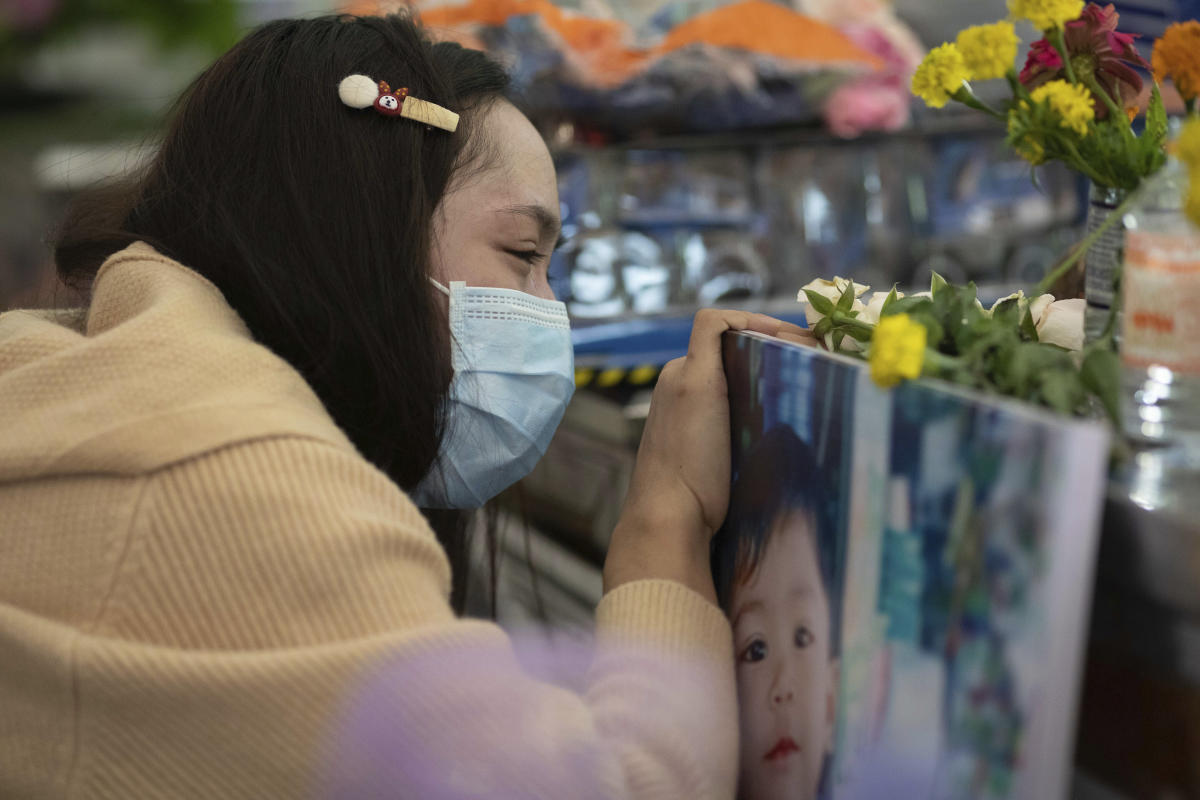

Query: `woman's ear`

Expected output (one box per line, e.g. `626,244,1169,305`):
825,657,840,755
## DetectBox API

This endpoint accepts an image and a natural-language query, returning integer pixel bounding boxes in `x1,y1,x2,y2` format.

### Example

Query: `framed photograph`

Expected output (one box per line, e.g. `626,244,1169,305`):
712,331,1110,800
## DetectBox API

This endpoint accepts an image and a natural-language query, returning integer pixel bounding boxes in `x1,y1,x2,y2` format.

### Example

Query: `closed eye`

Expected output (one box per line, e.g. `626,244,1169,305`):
506,248,548,265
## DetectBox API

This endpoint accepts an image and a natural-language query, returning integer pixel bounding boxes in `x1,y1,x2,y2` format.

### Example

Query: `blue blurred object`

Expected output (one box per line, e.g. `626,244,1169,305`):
1111,1,1199,60
571,307,807,370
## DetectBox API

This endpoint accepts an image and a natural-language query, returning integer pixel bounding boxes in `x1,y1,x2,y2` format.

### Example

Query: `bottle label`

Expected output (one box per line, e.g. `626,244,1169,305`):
1121,230,1200,375
1084,196,1125,308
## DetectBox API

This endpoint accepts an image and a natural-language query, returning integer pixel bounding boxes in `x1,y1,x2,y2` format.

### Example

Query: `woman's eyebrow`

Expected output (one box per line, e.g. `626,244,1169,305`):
499,203,562,245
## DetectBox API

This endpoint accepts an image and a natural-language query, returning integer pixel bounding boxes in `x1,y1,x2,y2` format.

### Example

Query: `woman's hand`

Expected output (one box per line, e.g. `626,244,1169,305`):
603,310,813,604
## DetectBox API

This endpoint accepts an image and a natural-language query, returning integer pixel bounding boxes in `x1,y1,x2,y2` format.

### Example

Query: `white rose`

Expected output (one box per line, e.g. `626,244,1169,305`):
988,290,1054,324
1036,298,1085,350
1028,293,1054,327
860,290,902,325
989,290,1025,316
798,276,870,328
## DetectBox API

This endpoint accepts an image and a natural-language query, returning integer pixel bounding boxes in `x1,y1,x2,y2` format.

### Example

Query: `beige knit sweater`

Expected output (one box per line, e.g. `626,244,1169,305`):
0,243,737,799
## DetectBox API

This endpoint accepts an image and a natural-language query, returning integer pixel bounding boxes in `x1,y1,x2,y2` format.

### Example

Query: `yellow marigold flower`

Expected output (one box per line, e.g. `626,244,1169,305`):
956,21,1019,81
1186,167,1200,228
1152,20,1200,101
1008,109,1047,164
1181,120,1200,227
1178,117,1200,167
911,43,970,108
1007,0,1084,31
869,314,927,389
1030,79,1094,136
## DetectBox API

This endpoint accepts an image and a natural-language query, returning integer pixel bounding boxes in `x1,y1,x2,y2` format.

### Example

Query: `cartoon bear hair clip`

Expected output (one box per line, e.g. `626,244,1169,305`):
337,74,460,133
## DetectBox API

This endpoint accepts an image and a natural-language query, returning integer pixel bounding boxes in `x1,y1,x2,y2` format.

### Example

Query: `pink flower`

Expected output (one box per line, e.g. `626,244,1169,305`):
1019,2,1149,118
823,77,911,138
840,20,924,74
1019,39,1064,84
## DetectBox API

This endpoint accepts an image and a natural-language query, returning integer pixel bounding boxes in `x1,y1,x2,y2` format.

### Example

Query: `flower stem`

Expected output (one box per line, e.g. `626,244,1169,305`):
1081,73,1135,144
922,348,963,375
1035,188,1138,295
1060,137,1112,185
830,312,875,333
953,85,1006,120
1050,27,1077,84
1006,70,1030,103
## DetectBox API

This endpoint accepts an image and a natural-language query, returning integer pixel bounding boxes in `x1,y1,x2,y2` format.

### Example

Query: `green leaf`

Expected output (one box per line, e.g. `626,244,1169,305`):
912,313,944,347
930,272,949,297
1006,345,1034,395
844,325,873,342
812,316,834,339
836,283,856,312
1039,371,1084,415
960,283,979,316
1080,346,1121,425
992,297,1021,328
1020,307,1039,342
804,290,836,316
883,296,934,317
1146,84,1168,148
882,285,899,313
1138,85,1169,178
989,341,1018,393
832,330,846,351
1007,343,1064,396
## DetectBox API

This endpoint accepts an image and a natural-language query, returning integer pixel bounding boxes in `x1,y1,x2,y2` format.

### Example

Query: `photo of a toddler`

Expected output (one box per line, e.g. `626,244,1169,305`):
712,425,843,800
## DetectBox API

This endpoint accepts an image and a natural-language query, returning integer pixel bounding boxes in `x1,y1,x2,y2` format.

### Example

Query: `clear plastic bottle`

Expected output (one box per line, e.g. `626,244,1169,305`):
1118,119,1200,512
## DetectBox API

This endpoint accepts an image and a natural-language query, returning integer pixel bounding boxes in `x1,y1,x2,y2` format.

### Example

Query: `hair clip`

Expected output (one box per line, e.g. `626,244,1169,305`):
337,74,460,133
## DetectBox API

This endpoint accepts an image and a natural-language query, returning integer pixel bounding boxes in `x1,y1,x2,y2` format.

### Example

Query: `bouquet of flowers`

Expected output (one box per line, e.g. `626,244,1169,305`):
909,2,1173,300
809,4,1200,422
911,1,1166,192
800,275,1116,421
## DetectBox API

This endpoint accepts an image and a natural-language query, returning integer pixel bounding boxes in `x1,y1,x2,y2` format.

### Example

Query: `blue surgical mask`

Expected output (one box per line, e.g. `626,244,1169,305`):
411,279,575,509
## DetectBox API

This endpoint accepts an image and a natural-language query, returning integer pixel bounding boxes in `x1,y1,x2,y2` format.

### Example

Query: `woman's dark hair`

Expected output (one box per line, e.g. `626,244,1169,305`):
710,424,841,654
53,14,510,611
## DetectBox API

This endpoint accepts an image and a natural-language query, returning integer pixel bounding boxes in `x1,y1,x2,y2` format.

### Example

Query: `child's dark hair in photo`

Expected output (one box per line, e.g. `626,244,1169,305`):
711,425,842,800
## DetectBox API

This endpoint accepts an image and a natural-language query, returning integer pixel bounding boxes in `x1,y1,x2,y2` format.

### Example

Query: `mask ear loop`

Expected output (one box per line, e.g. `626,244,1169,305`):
431,277,466,375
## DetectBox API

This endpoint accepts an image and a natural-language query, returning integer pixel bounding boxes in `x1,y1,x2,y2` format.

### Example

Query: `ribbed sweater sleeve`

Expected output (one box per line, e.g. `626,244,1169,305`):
69,437,737,799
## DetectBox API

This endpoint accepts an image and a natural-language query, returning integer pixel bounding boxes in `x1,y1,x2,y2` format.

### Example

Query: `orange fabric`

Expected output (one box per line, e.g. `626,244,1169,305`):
656,0,884,68
343,0,884,85
416,0,645,85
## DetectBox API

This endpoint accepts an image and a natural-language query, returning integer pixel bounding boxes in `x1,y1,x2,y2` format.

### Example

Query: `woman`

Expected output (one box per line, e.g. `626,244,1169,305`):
0,14,807,798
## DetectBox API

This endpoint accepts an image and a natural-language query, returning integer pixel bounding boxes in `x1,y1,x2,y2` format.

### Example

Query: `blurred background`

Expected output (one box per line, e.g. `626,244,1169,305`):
1,1,1194,795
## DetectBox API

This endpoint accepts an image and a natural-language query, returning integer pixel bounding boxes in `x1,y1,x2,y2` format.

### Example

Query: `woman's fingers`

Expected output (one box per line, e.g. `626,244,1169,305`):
685,309,812,371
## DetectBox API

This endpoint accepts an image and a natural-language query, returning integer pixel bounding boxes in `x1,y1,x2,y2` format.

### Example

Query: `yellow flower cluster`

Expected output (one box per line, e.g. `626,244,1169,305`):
1031,80,1095,136
956,22,1019,81
1179,118,1200,227
1007,0,1084,31
911,43,970,108
1153,21,1200,102
869,314,927,389
1008,112,1047,165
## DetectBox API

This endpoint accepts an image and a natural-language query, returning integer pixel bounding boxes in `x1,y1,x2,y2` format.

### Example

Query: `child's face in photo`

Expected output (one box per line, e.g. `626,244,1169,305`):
730,511,837,800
